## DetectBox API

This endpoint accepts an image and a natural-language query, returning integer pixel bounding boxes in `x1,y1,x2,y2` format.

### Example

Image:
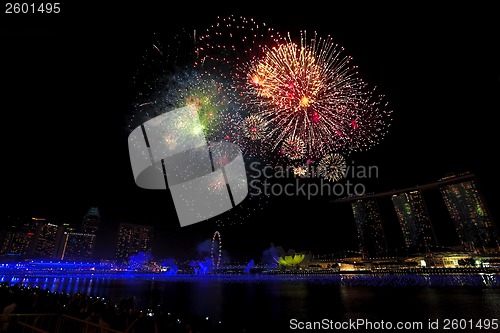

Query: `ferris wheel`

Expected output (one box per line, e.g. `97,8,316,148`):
211,231,222,270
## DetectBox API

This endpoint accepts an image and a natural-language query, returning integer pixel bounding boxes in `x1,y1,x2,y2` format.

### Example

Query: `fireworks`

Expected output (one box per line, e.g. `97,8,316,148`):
129,17,393,227
281,136,306,160
318,153,347,182
293,165,308,177
340,92,392,152
210,112,273,160
242,114,267,140
195,17,392,161
238,31,392,158
196,15,283,80
246,41,323,113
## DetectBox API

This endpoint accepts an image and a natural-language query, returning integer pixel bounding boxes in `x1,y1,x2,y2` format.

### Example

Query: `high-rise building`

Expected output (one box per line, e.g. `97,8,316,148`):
82,207,100,234
392,191,436,252
0,230,15,255
351,199,387,258
440,179,499,253
33,221,62,258
116,223,153,262
1,212,103,259
0,217,41,256
59,232,97,260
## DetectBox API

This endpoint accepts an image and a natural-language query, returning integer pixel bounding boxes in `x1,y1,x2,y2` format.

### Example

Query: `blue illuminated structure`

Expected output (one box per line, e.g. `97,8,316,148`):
244,259,255,273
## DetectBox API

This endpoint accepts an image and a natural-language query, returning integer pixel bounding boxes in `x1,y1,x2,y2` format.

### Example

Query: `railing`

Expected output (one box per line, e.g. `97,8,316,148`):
0,314,129,333
1,314,59,333
57,315,126,333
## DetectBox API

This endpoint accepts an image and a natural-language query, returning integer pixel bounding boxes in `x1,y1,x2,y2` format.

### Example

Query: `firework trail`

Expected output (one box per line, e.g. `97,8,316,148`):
195,15,283,80
129,31,273,227
237,31,392,159
197,17,392,164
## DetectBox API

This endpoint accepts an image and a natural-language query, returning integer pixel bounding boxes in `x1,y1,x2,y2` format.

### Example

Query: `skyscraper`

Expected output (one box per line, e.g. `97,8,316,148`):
0,230,14,255
33,221,62,258
116,223,153,262
392,190,436,252
351,199,387,258
59,232,97,260
0,217,41,256
440,179,499,253
82,207,100,234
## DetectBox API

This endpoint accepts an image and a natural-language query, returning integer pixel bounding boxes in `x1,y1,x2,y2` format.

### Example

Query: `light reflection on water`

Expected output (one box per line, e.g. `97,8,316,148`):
1,274,499,331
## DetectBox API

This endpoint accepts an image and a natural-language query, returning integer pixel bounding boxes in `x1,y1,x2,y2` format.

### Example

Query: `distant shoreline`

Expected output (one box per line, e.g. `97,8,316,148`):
2,271,499,288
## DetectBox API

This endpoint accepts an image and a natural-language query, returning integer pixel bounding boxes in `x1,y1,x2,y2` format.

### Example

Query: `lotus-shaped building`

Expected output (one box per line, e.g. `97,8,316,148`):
274,253,305,266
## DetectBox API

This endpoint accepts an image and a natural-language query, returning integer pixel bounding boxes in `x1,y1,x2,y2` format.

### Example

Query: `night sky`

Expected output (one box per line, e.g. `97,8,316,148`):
1,3,499,261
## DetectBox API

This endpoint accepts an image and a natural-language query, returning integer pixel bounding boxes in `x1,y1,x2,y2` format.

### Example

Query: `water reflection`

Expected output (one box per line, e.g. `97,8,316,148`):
1,274,499,331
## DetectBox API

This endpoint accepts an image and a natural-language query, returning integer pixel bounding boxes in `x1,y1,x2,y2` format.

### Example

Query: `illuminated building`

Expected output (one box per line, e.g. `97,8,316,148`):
59,232,97,260
116,223,153,262
274,254,305,267
392,191,436,252
0,217,41,256
351,199,387,258
54,207,101,260
0,218,94,260
0,231,15,255
33,221,63,258
81,207,100,234
440,179,499,253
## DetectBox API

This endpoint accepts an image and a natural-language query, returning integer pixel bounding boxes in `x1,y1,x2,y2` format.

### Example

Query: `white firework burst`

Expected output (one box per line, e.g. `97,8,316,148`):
318,153,346,182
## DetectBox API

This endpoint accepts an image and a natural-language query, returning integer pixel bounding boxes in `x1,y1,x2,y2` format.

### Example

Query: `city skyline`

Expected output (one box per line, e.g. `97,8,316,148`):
2,5,499,261
2,173,498,262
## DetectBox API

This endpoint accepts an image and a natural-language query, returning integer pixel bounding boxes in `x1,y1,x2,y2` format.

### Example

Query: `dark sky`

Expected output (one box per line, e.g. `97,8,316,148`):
1,3,499,261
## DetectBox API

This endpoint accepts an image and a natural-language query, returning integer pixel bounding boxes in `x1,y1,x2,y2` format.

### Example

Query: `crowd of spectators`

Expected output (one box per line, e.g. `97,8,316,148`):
0,283,247,333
